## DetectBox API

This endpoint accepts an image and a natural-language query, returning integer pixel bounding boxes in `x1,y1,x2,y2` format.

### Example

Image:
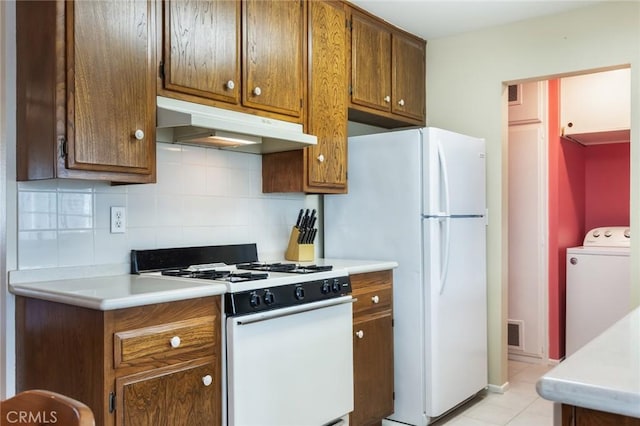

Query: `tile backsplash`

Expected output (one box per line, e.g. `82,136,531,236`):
17,143,318,270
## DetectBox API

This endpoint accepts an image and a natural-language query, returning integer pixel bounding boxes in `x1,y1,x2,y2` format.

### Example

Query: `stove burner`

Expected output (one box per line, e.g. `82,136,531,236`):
236,262,333,274
161,269,268,282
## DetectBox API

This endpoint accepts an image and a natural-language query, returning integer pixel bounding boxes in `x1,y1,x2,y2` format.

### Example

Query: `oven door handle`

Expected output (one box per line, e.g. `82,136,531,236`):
234,296,355,325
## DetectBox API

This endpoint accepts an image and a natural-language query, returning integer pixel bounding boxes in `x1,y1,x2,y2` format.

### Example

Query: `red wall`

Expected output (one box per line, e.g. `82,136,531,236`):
584,143,630,230
547,80,630,360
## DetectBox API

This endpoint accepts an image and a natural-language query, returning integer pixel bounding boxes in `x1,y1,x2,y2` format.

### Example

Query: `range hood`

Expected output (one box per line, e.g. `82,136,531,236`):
156,96,317,154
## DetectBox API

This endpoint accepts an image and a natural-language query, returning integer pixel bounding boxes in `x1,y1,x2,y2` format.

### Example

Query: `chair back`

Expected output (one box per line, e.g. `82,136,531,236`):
1,389,95,426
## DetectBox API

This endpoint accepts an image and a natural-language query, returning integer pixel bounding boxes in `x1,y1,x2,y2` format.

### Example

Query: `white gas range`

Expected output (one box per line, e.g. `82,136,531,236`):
131,244,354,426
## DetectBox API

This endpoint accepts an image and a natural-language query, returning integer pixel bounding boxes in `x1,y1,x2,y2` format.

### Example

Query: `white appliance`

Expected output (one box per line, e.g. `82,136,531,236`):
565,226,631,356
131,245,354,426
325,127,487,425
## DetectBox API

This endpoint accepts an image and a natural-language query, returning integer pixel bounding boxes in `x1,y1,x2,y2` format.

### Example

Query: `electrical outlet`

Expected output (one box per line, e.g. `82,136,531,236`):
110,206,126,234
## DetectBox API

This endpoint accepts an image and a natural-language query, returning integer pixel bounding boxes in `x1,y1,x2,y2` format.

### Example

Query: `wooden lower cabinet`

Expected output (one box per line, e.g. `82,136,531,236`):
562,404,640,426
16,296,221,426
117,361,217,426
350,270,394,426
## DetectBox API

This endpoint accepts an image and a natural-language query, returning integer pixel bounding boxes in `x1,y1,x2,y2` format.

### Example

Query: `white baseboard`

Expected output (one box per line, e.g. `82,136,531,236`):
487,382,510,394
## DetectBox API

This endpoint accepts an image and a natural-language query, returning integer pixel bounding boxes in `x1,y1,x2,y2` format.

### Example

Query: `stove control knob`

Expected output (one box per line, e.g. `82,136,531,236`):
263,290,275,305
249,292,261,308
321,280,331,294
332,279,341,293
604,230,612,238
294,286,305,300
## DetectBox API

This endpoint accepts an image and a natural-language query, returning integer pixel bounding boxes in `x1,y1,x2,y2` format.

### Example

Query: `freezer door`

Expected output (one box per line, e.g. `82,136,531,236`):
423,128,486,216
423,216,488,418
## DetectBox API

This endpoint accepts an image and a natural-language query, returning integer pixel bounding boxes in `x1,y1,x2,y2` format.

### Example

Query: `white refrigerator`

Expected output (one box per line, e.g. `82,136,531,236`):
324,127,488,426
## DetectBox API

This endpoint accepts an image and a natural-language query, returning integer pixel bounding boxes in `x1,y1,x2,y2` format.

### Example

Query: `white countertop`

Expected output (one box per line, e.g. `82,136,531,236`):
8,258,397,311
9,274,227,311
305,258,399,275
536,306,640,417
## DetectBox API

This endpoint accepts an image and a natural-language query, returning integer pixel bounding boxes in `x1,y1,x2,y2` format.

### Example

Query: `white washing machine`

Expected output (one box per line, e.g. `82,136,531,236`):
565,226,631,356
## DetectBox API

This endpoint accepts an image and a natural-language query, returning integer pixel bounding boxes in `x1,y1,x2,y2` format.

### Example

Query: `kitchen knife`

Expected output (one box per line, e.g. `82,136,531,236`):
295,209,304,228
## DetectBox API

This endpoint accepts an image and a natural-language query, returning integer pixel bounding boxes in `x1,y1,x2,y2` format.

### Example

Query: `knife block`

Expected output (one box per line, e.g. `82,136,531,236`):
285,227,314,262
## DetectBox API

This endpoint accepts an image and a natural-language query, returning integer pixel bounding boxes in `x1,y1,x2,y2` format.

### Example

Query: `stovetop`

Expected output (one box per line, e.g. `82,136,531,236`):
131,244,348,293
236,262,333,274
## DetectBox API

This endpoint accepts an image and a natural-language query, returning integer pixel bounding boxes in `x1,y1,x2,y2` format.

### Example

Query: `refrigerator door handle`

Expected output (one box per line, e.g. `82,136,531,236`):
439,216,451,295
436,140,451,216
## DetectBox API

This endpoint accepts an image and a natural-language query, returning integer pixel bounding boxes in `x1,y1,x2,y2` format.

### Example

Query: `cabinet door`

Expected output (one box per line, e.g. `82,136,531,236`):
392,33,425,122
67,0,155,175
243,0,304,117
307,0,348,191
350,11,391,112
352,313,394,426
117,361,219,426
163,0,240,104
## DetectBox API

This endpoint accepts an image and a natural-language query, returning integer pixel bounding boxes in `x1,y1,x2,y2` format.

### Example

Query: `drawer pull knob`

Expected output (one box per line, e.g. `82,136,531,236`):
398,99,405,106
384,95,390,103
226,80,235,90
371,295,380,304
202,375,213,386
170,336,181,348
317,154,325,163
355,330,364,339
133,129,144,140
253,86,262,96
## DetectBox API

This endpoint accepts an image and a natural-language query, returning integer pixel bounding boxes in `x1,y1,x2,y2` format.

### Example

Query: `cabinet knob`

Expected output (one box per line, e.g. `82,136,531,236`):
317,154,325,163
371,295,380,304
133,129,144,140
567,122,574,128
202,375,213,387
253,87,262,96
398,99,405,106
384,95,390,103
570,257,578,265
169,336,181,348
226,80,235,90
355,330,364,339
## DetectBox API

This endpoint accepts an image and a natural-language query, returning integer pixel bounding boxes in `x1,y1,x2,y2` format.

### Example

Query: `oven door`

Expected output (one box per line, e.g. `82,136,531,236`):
226,295,354,426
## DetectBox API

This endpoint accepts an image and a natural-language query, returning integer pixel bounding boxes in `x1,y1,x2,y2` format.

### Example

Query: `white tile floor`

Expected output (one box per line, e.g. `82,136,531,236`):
433,360,555,426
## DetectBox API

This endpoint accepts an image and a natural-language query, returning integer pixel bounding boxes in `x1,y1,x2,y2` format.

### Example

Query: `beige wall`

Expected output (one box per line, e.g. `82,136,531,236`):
426,1,640,387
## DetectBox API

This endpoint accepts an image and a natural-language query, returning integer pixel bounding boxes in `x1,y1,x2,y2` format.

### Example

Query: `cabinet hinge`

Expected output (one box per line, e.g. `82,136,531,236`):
346,19,352,31
348,85,352,96
59,136,67,158
391,318,394,327
159,61,165,80
109,392,116,413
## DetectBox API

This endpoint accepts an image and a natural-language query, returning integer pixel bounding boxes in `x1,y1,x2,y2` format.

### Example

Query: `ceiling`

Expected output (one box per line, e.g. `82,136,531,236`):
348,0,605,40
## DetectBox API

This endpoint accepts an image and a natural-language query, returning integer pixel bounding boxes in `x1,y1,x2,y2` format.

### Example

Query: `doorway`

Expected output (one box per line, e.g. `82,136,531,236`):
506,66,631,364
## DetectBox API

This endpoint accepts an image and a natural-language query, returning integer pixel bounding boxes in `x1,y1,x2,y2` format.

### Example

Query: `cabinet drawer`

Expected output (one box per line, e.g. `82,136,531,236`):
114,316,216,368
353,285,392,316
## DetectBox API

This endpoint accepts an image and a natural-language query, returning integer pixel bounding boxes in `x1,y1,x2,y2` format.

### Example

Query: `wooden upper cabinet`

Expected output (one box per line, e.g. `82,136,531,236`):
160,0,304,120
16,0,156,183
348,7,426,128
242,0,304,117
262,0,348,194
350,11,392,112
306,0,348,191
392,33,426,121
69,1,156,176
163,0,240,104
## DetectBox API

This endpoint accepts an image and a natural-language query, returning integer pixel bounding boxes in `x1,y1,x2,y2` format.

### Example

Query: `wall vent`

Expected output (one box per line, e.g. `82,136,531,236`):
508,319,524,351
